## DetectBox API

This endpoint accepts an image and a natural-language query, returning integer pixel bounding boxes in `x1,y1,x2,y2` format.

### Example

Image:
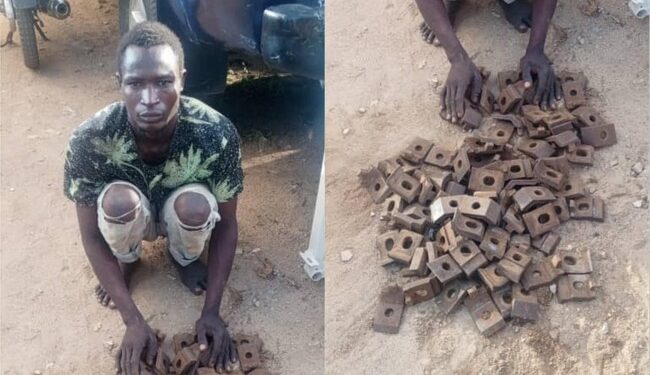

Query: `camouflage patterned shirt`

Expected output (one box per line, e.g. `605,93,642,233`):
64,96,244,211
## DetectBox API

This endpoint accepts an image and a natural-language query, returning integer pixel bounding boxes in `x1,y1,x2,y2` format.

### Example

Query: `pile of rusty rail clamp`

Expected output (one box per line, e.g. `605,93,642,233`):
137,331,269,374
360,70,616,336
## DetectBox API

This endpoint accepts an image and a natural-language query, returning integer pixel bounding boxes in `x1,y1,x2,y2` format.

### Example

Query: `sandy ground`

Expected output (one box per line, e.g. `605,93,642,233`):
325,0,649,374
0,1,323,374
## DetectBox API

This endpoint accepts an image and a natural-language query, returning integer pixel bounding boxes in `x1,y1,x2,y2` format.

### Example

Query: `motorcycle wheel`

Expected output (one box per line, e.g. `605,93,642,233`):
15,8,39,69
119,0,158,35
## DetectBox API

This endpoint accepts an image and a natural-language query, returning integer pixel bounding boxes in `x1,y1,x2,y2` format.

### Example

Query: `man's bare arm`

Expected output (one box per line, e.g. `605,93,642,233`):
520,0,561,109
415,0,483,121
195,198,239,371
76,204,157,374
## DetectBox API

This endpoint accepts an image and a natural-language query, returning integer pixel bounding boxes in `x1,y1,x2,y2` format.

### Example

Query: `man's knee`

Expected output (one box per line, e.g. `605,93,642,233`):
174,191,211,228
101,184,140,222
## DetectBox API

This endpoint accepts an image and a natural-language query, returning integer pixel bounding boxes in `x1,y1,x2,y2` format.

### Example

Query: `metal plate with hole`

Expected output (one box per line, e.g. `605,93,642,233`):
571,106,607,128
516,138,556,159
449,240,487,276
567,144,595,165
451,211,485,242
510,284,539,322
512,186,556,212
580,123,617,148
376,230,399,266
403,277,439,305
468,167,505,193
558,249,593,274
521,104,548,124
424,146,457,169
562,81,587,110
427,254,463,284
522,203,561,237
401,137,434,163
430,195,464,225
533,162,566,191
458,196,501,226
435,221,460,253
359,167,392,204
521,257,565,291
402,247,429,277
557,274,597,303
436,279,476,315
531,231,561,255
372,285,405,334
479,227,510,261
380,194,404,221
464,287,506,336
490,284,514,319
478,264,510,292
452,148,471,182
387,230,424,265
386,167,421,204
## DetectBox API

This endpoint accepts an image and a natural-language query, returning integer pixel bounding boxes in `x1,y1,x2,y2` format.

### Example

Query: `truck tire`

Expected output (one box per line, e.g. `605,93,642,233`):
119,0,157,35
15,8,39,69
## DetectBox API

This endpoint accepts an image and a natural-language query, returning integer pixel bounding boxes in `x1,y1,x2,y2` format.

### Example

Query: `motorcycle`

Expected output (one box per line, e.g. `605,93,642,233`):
0,0,71,69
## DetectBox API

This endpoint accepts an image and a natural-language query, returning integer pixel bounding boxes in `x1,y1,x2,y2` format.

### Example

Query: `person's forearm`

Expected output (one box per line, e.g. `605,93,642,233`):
415,0,467,62
202,218,238,316
527,0,558,53
81,233,144,325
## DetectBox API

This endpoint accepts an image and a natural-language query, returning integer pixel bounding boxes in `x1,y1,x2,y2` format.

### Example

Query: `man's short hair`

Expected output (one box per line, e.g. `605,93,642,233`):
116,21,185,75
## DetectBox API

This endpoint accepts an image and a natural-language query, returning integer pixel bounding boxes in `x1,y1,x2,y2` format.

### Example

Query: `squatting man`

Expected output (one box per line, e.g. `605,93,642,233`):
64,22,243,374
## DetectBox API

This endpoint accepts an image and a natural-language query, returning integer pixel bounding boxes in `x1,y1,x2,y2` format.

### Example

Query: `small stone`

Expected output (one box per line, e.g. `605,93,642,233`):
631,162,644,176
252,248,261,253
253,299,261,307
370,212,375,217
342,128,350,135
9,187,15,192
588,186,597,194
93,323,102,332
34,371,42,375
340,250,353,262
549,284,557,294
358,107,367,114
103,340,115,350
577,36,585,45
633,200,644,208
601,322,609,335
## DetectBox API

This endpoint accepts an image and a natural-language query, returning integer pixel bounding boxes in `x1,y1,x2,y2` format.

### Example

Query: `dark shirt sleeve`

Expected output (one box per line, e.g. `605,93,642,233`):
210,120,244,203
63,130,107,206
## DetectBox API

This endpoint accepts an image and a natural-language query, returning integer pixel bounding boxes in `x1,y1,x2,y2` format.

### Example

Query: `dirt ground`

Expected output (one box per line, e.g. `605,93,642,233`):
325,0,649,374
0,1,323,374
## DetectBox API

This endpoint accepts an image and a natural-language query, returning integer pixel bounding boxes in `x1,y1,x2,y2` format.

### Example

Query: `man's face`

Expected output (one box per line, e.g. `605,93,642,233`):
118,44,185,136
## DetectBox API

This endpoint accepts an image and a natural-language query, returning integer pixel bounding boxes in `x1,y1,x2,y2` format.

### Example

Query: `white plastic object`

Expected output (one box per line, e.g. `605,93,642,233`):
300,161,325,281
629,0,649,18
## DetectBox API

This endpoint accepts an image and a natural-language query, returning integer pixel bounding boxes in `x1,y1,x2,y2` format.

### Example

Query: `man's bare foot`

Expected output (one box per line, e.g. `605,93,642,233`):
171,257,208,296
419,0,463,46
94,260,138,309
499,0,532,33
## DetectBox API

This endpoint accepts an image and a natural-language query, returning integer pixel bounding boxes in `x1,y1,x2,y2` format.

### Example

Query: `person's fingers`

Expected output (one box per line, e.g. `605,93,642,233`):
145,336,157,366
454,85,465,119
208,336,220,367
229,340,238,363
420,22,426,32
197,326,209,352
444,86,453,120
439,86,447,110
223,343,233,371
422,29,430,40
128,347,140,375
449,86,457,123
533,74,546,105
521,65,533,89
115,349,122,373
470,74,481,104
120,348,128,375
554,78,563,101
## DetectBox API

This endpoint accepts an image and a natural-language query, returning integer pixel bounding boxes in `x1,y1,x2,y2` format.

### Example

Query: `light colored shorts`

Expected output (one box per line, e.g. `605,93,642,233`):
97,181,221,266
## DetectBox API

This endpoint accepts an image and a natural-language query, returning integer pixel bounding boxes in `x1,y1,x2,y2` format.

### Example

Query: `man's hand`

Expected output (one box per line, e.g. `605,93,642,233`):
116,320,158,375
196,313,238,372
440,53,483,123
520,49,562,110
